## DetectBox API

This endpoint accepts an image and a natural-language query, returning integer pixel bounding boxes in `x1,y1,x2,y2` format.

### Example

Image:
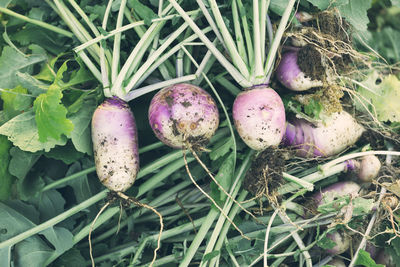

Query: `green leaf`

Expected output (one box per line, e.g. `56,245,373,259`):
44,142,84,164
338,0,372,33
209,138,233,160
32,190,66,221
129,0,158,25
202,250,220,262
14,237,53,267
69,99,96,154
0,0,12,8
317,195,350,213
0,135,14,200
40,226,74,259
371,27,400,63
0,247,11,267
33,88,74,142
66,161,96,203
317,231,337,250
270,0,290,15
0,46,46,89
16,72,48,96
0,85,33,121
65,58,94,87
355,71,400,123
53,248,86,267
9,147,41,180
211,153,235,202
0,110,67,152
355,249,384,267
352,197,374,216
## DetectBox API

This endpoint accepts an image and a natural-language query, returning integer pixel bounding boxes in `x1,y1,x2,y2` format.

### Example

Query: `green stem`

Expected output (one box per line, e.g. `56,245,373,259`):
99,0,113,95
264,0,296,79
0,7,73,37
41,166,96,192
111,0,127,83
215,75,241,96
236,0,254,67
124,74,197,101
259,0,270,64
231,0,248,65
0,190,108,250
67,0,100,36
207,0,249,78
282,172,314,191
168,0,251,88
253,0,264,82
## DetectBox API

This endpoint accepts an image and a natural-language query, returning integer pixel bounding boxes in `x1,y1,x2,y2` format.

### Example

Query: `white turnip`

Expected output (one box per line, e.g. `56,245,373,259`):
232,86,286,150
91,96,139,192
148,83,219,149
283,111,364,157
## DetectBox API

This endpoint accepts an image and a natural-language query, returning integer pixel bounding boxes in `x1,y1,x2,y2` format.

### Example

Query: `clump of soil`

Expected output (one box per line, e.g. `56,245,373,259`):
297,45,326,81
311,10,351,43
243,147,287,199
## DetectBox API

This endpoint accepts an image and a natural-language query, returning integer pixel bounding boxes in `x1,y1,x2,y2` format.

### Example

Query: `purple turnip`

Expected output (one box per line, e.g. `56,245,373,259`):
148,83,219,149
326,230,351,255
313,181,361,206
232,86,286,150
276,51,323,91
91,97,139,192
283,111,364,157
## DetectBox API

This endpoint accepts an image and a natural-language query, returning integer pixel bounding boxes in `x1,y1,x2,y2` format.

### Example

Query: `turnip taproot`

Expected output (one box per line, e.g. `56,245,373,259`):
148,83,219,149
313,181,361,206
232,86,286,150
92,96,139,192
326,230,351,255
283,111,364,157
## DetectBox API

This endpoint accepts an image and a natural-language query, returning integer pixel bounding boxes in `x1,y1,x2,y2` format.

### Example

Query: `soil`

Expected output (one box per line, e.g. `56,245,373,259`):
297,45,326,81
311,11,351,43
243,147,287,198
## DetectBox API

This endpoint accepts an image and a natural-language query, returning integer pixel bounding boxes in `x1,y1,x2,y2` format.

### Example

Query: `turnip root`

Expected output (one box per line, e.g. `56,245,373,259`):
326,230,351,254
91,97,139,192
148,83,219,149
283,111,364,157
357,155,382,182
232,86,286,150
276,51,323,91
313,181,361,206
326,257,346,267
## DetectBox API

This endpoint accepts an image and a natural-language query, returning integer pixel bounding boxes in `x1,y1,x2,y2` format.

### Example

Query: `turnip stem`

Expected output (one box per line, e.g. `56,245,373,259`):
207,0,250,78
231,0,248,65
236,0,254,67
168,0,252,88
99,0,113,94
253,0,264,82
111,0,127,84
196,0,227,51
322,150,400,171
264,0,296,75
0,7,73,38
73,9,202,53
76,51,102,82
124,21,191,93
0,190,108,250
67,0,100,36
124,74,197,101
135,27,213,87
260,0,269,64
282,172,314,191
264,209,279,267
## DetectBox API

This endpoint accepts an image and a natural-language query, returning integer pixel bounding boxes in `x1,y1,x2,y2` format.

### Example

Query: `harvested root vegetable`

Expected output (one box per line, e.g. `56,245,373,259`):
232,86,286,150
148,83,219,149
91,97,139,192
283,111,364,157
326,230,351,254
276,50,323,91
313,181,361,206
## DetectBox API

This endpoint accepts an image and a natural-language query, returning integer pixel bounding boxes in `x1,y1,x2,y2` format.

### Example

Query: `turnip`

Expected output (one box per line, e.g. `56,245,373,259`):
148,83,219,149
91,97,139,192
356,155,382,182
276,50,323,91
232,86,286,150
283,111,364,157
326,257,346,267
313,181,361,206
326,230,351,255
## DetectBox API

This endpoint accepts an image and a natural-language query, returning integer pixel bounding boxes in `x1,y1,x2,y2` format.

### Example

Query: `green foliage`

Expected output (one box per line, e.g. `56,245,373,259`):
129,0,158,25
355,71,400,123
0,46,46,89
33,88,74,142
316,230,337,250
210,152,235,202
355,249,384,267
0,135,13,200
0,85,32,121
